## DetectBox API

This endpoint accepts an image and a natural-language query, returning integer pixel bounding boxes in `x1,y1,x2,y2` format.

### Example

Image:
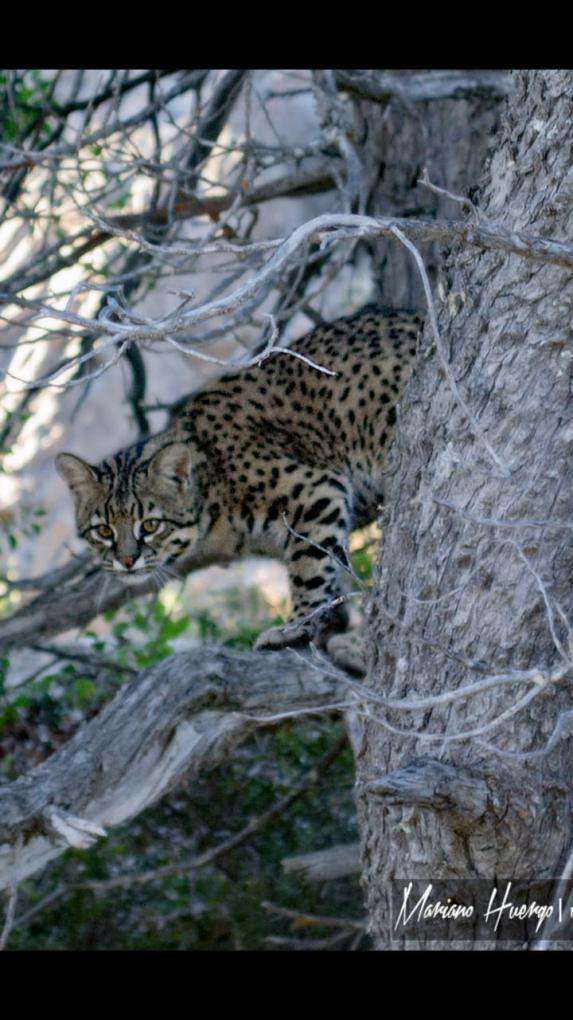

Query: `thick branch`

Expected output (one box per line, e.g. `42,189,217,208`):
0,646,348,891
0,551,208,651
335,70,513,105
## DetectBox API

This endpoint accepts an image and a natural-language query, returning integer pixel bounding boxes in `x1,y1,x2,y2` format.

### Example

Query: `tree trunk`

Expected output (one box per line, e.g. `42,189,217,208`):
358,69,573,949
347,71,504,308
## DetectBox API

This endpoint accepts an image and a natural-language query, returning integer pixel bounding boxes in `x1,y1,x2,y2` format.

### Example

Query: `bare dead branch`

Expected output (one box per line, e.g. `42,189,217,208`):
261,899,365,931
282,842,361,881
0,645,348,892
43,731,349,895
334,70,513,105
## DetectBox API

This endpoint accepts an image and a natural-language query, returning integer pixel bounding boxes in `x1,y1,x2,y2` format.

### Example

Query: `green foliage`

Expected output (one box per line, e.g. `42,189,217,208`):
0,503,48,559
0,70,54,144
349,524,380,585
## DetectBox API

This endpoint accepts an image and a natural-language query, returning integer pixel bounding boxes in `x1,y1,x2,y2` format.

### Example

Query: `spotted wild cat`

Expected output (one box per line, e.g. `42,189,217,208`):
56,307,422,649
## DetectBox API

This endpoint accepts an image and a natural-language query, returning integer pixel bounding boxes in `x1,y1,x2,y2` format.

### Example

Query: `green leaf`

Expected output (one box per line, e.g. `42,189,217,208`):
161,616,190,642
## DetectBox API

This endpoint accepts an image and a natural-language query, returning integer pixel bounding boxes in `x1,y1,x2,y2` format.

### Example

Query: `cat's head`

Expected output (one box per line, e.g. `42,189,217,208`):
56,442,195,584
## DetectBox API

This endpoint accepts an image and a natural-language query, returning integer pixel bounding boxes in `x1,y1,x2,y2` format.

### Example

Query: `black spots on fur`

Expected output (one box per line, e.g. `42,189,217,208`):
240,502,255,529
387,406,397,426
249,399,265,412
291,545,328,562
328,477,348,494
302,575,325,590
322,536,349,565
293,574,324,591
205,503,221,533
264,496,287,528
303,497,331,523
319,507,342,527
292,400,302,412
340,385,350,401
291,504,304,529
380,392,390,404
284,463,299,474
372,364,381,376
348,410,356,425
291,482,304,500
352,363,361,375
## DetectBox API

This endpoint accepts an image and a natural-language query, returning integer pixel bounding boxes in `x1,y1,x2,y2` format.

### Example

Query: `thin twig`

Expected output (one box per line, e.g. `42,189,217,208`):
390,223,510,477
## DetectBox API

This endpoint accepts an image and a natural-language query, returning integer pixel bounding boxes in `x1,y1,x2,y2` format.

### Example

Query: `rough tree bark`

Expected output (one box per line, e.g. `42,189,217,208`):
358,70,573,949
342,69,505,309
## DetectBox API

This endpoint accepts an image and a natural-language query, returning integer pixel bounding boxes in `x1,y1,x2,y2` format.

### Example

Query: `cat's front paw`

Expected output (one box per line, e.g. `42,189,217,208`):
326,631,368,676
254,620,312,651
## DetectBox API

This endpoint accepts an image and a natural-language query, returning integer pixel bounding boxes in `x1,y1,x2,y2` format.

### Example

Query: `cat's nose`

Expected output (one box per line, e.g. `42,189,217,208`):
120,555,135,569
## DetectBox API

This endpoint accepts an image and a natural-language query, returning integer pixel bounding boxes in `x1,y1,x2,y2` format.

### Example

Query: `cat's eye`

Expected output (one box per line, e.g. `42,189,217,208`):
97,524,113,539
142,519,160,534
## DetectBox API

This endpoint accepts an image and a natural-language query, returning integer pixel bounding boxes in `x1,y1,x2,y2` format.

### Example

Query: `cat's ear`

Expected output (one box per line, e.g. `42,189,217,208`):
56,453,102,502
147,443,192,492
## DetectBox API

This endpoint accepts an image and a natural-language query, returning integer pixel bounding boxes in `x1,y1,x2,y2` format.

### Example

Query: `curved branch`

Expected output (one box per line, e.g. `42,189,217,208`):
0,645,348,891
0,549,212,651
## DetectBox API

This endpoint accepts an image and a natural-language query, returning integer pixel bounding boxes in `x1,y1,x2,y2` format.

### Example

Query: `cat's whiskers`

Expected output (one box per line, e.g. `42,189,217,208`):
152,564,173,589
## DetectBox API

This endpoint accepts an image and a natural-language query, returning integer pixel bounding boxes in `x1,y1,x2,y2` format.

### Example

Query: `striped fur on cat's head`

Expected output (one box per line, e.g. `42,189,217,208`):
56,441,198,584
